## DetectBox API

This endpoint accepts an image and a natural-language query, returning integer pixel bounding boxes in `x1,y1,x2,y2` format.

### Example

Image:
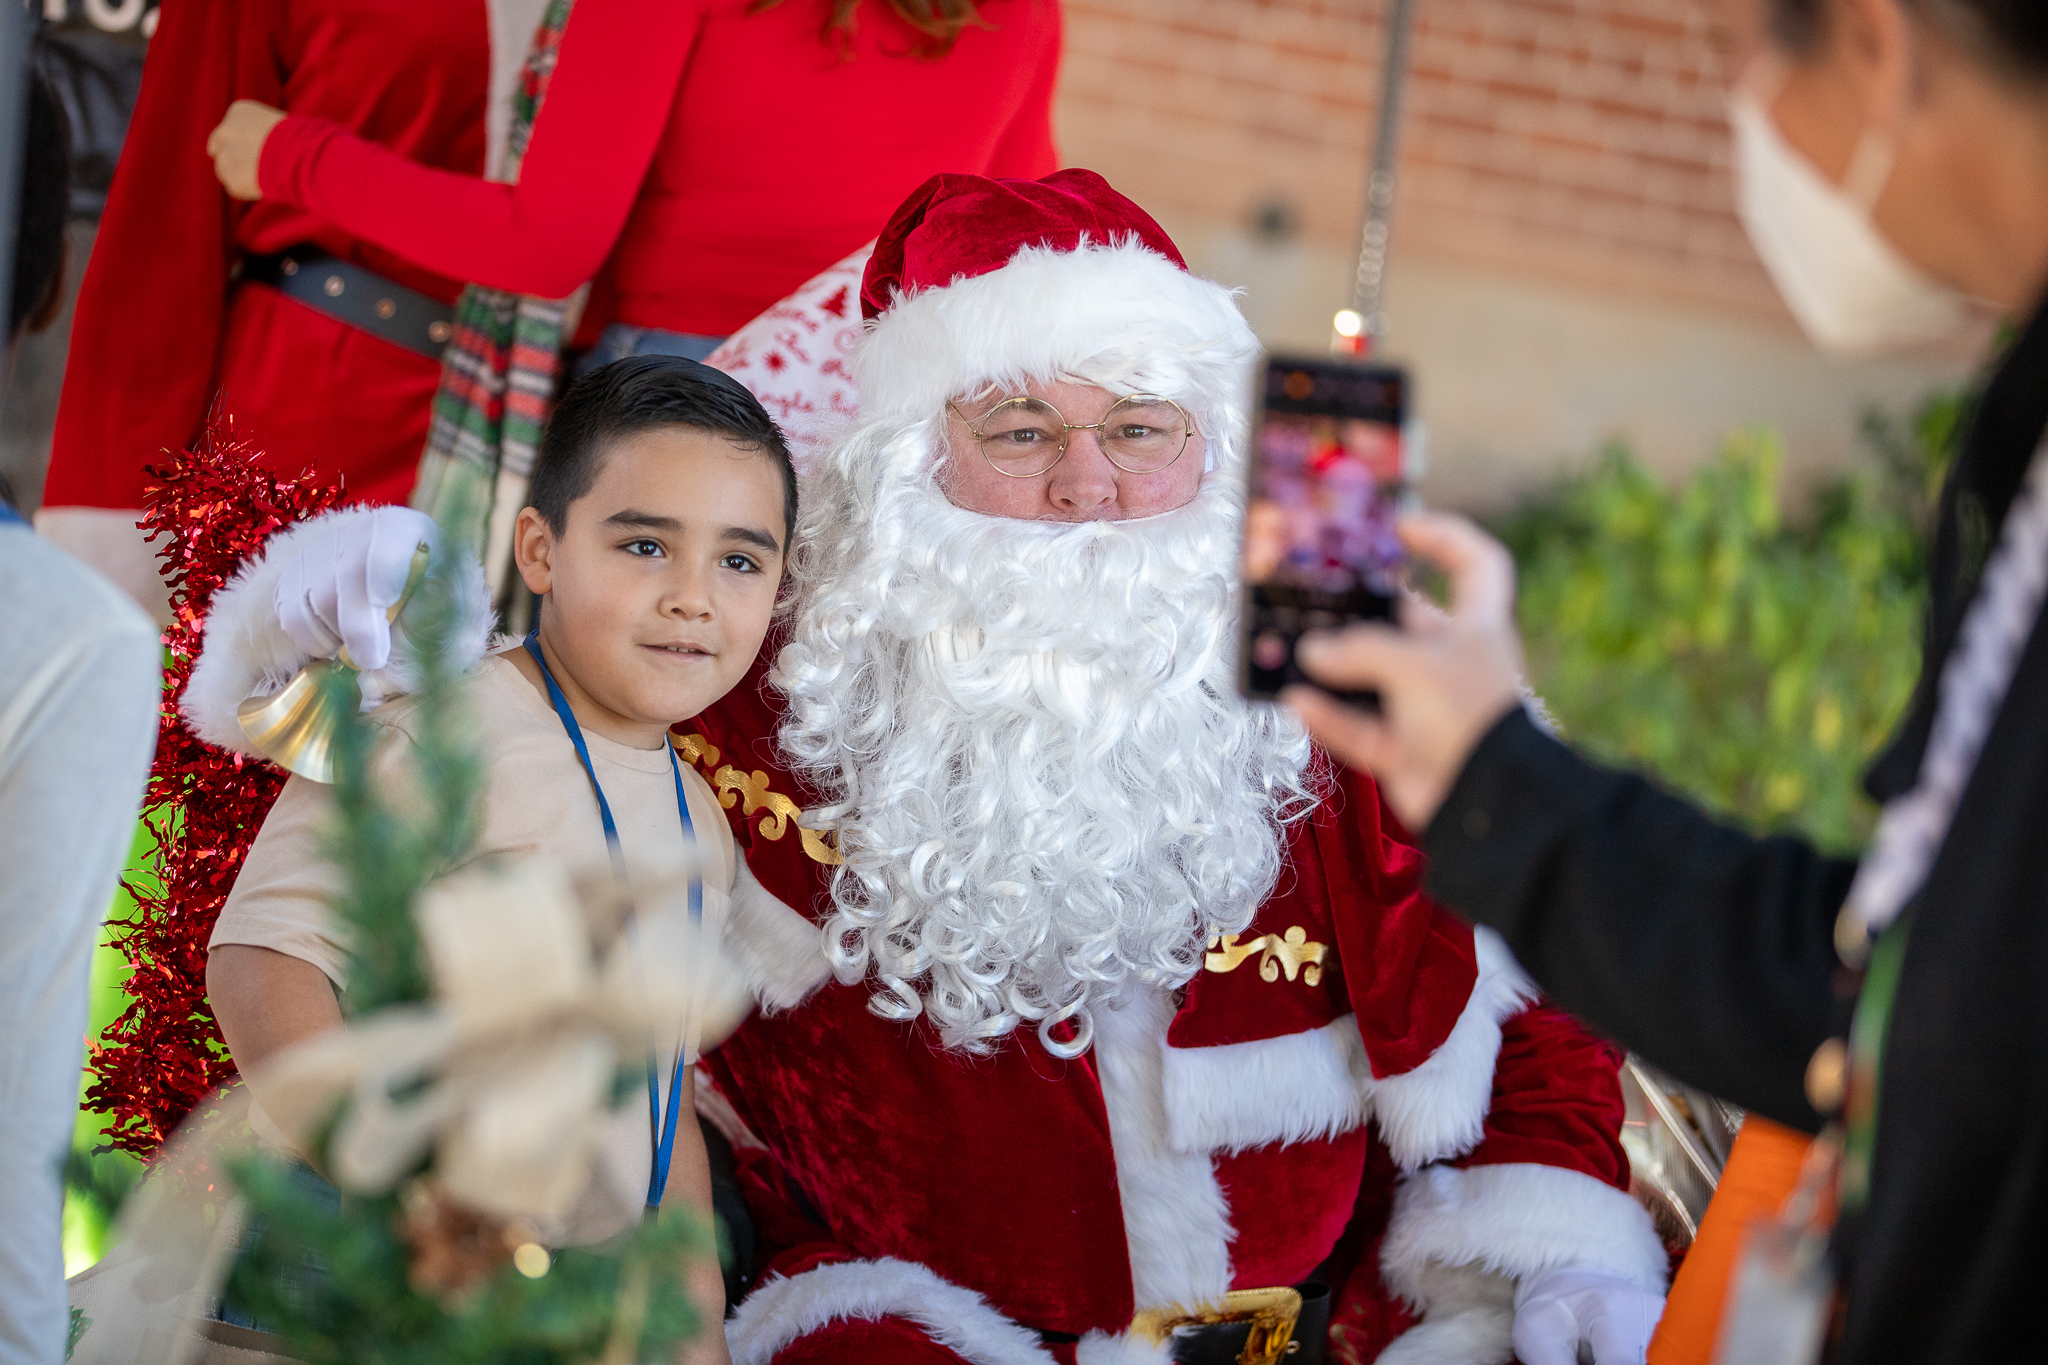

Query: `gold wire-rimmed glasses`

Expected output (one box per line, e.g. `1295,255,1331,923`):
950,393,1195,478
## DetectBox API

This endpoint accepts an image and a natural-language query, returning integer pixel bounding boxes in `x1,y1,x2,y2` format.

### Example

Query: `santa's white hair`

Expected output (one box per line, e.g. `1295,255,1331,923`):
772,238,1319,1057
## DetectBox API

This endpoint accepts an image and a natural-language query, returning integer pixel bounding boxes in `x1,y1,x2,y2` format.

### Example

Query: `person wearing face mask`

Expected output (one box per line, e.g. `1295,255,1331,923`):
1279,0,2048,1361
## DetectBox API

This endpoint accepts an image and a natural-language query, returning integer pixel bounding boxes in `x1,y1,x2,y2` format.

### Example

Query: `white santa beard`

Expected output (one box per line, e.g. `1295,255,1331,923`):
774,450,1317,1058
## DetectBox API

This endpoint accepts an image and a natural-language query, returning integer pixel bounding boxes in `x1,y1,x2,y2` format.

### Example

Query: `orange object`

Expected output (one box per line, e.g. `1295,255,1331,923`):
1647,1116,1816,1365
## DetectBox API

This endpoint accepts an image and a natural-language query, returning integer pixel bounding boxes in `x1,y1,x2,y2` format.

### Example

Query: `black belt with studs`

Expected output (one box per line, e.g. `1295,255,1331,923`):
239,246,456,361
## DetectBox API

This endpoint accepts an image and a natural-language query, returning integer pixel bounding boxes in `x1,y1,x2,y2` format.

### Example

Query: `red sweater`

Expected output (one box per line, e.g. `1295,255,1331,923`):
45,0,489,510
255,0,1062,339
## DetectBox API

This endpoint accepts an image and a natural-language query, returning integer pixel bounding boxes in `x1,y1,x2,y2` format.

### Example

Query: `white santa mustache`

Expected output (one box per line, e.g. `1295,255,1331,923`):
775,449,1318,1059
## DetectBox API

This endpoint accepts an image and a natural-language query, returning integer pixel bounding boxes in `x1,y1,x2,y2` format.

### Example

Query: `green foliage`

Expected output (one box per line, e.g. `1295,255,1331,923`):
224,1158,709,1365
1497,410,1955,853
62,1145,138,1264
67,1307,89,1361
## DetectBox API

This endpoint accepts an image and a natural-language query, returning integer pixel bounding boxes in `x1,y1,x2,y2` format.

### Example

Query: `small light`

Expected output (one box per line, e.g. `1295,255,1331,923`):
512,1242,550,1279
1332,309,1365,339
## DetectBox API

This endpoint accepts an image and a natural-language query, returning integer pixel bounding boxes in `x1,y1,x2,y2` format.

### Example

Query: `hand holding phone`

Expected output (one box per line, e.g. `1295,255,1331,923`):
1239,355,1410,708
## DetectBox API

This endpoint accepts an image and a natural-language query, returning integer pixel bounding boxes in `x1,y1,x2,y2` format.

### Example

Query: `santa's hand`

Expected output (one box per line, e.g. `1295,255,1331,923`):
1282,512,1525,832
1511,1267,1664,1365
273,506,439,673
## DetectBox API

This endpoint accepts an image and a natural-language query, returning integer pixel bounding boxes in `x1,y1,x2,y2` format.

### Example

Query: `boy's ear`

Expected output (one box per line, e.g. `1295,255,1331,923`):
512,506,556,598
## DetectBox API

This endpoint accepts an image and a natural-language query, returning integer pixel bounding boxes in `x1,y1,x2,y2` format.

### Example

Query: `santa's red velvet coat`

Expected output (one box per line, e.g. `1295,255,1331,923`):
681,653,1667,1365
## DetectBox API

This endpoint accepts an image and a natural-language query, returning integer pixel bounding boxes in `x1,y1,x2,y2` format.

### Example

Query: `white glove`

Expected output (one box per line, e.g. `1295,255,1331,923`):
1511,1267,1664,1365
273,505,440,673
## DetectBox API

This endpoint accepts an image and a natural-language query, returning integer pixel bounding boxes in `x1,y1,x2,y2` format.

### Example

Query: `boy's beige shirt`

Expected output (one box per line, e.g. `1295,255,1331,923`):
213,648,784,1063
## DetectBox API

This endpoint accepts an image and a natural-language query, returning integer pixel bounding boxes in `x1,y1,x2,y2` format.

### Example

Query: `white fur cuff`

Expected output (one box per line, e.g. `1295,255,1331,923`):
1362,929,1539,1171
182,508,494,755
724,1257,1057,1365
723,862,832,1014
1380,1162,1669,1314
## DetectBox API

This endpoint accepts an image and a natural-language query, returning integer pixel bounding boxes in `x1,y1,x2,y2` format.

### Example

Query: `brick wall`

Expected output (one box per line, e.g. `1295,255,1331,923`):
1055,0,1784,322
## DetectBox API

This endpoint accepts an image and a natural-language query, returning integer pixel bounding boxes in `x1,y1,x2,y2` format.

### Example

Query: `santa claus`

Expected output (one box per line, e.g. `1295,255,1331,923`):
199,170,1667,1364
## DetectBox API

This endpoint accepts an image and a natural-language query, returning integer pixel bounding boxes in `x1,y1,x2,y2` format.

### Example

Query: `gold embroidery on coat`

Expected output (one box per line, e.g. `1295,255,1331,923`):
1204,926,1327,988
672,734,846,866
797,826,846,866
671,733,720,770
712,766,787,835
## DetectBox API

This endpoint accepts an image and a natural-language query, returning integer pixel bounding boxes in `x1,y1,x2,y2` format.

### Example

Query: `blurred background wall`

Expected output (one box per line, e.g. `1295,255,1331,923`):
1053,0,1978,510
5,0,1983,517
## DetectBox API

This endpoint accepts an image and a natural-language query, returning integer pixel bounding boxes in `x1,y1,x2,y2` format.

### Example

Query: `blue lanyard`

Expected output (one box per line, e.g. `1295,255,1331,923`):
521,633,699,1211
0,500,24,527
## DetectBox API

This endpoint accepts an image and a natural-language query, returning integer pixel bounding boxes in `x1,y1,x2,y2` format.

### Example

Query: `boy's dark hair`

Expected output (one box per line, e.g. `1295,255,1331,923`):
531,355,798,550
12,71,72,339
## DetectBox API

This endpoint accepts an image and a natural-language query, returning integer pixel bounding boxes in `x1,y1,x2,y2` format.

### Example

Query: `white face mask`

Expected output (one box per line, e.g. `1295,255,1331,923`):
1728,86,1966,355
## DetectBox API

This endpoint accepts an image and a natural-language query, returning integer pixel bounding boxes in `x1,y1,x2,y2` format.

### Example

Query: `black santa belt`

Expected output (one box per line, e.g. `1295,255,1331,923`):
238,246,455,360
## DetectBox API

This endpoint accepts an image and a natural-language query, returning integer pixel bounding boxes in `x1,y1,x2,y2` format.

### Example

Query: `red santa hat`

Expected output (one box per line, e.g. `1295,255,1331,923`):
849,169,1259,425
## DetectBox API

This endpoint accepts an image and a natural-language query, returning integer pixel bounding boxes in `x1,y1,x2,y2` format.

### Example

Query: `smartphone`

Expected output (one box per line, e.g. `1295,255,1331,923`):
1239,354,1409,707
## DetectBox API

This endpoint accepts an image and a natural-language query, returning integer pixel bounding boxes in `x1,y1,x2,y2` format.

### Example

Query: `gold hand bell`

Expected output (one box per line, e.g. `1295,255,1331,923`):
236,541,431,783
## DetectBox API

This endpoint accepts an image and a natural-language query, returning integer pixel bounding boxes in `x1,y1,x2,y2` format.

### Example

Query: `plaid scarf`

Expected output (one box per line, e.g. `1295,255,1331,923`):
411,0,577,602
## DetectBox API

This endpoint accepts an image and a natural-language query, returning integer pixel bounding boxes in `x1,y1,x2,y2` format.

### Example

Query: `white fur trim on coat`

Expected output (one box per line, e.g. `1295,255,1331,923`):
1093,987,1235,1313
1361,929,1539,1171
724,858,831,1013
181,508,494,757
1161,1014,1372,1156
1159,930,1538,1168
1074,1333,1175,1365
1375,1261,1518,1365
724,1257,1057,1365
1380,1162,1669,1317
851,239,1256,426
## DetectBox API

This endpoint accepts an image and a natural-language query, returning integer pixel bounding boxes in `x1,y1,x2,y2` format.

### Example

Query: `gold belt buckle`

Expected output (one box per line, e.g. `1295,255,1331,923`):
1129,1287,1303,1365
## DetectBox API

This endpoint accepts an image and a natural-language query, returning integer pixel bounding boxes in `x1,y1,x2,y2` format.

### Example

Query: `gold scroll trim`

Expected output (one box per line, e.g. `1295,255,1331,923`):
1204,926,1327,988
669,732,844,865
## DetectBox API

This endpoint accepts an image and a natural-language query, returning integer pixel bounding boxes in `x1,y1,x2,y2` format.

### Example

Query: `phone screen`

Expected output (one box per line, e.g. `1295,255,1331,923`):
1240,355,1408,706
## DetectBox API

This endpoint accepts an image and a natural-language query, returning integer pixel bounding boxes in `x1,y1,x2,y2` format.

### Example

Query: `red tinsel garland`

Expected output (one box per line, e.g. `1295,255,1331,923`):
83,414,347,1158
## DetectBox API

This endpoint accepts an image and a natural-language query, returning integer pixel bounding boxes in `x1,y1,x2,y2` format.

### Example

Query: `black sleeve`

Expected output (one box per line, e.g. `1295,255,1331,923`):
1422,707,1856,1132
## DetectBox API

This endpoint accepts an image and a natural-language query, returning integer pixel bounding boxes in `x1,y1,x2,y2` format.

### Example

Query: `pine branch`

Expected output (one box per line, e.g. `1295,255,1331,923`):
325,511,486,1016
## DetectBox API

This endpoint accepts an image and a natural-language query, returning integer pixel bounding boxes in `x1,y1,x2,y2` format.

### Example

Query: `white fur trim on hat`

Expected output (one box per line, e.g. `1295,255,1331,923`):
851,238,1258,426
1380,1162,1669,1313
724,1256,1058,1365
181,507,494,756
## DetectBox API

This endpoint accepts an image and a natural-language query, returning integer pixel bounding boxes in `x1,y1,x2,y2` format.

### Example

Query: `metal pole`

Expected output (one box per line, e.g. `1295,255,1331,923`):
1334,0,1417,356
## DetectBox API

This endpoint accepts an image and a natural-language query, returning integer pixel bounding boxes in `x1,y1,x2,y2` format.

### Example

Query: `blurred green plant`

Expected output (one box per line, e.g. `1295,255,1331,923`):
1497,389,1965,854
65,820,152,1276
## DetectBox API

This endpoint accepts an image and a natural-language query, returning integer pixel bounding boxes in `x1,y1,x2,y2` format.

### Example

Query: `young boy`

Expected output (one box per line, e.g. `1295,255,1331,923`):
205,357,806,1305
